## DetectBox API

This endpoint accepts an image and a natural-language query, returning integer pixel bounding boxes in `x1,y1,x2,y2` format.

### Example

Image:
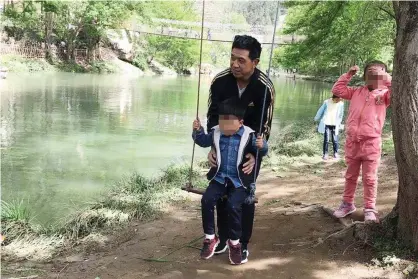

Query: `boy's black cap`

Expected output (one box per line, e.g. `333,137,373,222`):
218,97,246,120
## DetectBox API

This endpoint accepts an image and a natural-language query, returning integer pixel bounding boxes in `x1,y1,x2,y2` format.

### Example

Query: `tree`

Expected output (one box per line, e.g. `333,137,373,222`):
142,1,199,73
275,1,396,76
231,1,278,26
389,1,418,252
2,0,145,61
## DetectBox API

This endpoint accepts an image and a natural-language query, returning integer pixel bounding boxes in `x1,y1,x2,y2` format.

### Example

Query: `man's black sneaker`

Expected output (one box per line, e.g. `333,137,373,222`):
214,240,228,254
241,249,249,264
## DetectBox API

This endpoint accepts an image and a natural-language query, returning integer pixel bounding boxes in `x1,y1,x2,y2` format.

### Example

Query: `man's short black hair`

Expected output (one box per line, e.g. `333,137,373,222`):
232,35,262,60
363,60,387,79
332,94,340,99
218,97,246,120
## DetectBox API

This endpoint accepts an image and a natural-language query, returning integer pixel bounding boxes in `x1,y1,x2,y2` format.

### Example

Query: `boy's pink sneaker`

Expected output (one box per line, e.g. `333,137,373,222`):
333,202,356,218
364,209,379,223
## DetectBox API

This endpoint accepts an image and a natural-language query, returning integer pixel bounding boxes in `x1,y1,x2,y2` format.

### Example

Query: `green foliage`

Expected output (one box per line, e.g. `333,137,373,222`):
89,61,120,73
1,200,34,241
270,121,322,157
231,1,279,26
1,200,31,223
1,55,56,72
275,1,396,76
2,1,146,60
140,1,199,73
56,61,87,73
132,52,148,71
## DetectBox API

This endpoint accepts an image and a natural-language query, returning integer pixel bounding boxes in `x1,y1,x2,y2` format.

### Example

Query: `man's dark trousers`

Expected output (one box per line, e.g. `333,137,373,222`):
216,157,262,248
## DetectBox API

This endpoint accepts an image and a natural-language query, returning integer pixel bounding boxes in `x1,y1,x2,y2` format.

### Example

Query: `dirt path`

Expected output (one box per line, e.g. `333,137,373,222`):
4,156,407,279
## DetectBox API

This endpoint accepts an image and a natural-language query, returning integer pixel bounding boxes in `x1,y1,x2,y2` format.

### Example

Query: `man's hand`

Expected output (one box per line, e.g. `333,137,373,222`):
255,136,264,149
208,148,217,168
348,65,360,76
242,153,255,174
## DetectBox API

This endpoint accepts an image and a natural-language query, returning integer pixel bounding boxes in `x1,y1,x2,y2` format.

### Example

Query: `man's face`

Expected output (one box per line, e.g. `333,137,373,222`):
230,48,258,80
219,115,243,136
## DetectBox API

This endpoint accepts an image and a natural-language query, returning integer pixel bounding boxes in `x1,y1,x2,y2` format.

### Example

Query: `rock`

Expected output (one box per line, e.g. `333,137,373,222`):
106,29,136,62
402,264,416,275
65,254,84,263
148,60,177,76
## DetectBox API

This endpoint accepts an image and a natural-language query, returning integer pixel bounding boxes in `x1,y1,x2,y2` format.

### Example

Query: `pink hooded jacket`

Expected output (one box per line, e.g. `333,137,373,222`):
332,73,391,141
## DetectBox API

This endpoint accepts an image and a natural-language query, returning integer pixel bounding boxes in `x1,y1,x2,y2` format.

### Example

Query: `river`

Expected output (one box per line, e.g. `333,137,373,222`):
0,73,332,224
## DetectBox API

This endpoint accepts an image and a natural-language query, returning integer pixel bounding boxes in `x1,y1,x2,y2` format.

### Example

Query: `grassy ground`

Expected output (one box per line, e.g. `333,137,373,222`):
0,120,396,263
1,165,206,261
1,54,123,74
1,55,56,72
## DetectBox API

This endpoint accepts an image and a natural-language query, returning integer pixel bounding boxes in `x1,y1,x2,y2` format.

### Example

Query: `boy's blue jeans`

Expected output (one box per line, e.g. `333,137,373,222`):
201,180,248,241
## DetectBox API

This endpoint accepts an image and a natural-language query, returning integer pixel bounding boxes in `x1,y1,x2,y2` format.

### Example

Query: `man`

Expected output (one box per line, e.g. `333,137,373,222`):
206,35,275,264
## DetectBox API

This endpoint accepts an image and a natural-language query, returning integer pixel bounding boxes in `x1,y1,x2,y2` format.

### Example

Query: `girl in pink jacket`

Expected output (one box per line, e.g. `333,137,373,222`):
331,61,392,223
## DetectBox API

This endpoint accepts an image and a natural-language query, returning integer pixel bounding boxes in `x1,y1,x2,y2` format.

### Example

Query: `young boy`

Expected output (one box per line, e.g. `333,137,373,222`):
331,61,392,222
314,95,344,160
192,97,268,265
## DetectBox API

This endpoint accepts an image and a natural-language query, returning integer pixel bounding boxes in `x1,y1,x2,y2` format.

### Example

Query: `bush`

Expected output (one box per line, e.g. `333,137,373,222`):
89,61,120,74
132,53,148,71
1,55,55,72
269,121,322,157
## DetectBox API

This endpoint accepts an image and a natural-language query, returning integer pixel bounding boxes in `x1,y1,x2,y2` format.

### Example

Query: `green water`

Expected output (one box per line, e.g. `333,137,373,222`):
0,73,332,224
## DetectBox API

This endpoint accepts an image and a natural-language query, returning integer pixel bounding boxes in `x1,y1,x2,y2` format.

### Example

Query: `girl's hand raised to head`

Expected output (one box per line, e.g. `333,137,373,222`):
348,65,360,76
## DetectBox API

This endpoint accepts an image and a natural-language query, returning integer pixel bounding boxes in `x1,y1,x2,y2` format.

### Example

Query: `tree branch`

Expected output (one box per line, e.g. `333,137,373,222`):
378,5,395,19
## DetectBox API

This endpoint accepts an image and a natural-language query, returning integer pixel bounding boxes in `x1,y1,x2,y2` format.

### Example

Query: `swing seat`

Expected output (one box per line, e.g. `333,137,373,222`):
181,183,259,203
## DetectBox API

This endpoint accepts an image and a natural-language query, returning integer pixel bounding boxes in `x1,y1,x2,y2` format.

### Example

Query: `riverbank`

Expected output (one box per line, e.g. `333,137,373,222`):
0,54,146,75
0,121,396,263
3,128,415,279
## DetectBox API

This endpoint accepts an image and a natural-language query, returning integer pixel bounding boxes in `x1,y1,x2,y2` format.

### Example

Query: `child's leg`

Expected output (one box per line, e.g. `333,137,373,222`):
361,138,382,211
226,185,248,265
201,181,227,237
334,140,361,218
216,197,229,247
343,157,362,204
226,187,248,241
362,158,379,209
323,126,330,156
330,126,338,155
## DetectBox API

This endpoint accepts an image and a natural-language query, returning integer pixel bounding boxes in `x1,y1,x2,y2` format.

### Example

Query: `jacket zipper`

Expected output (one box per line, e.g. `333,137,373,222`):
209,131,251,189
356,92,369,140
236,136,252,188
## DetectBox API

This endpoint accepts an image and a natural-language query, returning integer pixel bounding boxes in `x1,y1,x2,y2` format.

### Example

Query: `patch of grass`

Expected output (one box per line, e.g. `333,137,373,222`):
1,54,56,72
58,164,206,239
372,236,416,263
89,61,121,73
1,200,31,223
269,121,322,157
1,200,35,241
1,164,206,261
56,61,87,73
382,136,394,155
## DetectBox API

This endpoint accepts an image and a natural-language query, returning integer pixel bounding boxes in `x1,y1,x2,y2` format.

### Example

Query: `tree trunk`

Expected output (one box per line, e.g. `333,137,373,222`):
390,1,418,252
44,12,53,60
